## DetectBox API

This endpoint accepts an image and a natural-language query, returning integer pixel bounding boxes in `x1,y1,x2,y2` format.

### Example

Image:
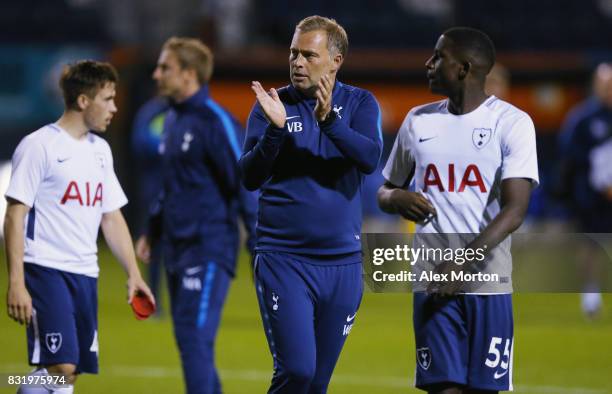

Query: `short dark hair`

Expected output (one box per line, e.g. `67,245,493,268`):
442,27,496,75
60,60,118,110
163,37,214,85
296,15,348,58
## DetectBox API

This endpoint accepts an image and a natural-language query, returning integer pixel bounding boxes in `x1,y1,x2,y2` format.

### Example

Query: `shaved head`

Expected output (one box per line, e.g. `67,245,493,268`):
442,27,496,78
593,62,612,108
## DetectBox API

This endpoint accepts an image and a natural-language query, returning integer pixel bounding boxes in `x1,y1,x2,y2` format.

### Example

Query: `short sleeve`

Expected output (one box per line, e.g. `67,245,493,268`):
5,136,48,207
382,112,416,187
500,115,539,186
102,144,128,213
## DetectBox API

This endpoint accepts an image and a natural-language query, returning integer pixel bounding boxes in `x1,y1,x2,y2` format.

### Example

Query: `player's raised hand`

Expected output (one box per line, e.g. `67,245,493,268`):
392,190,437,223
251,81,286,128
7,283,32,325
315,74,333,122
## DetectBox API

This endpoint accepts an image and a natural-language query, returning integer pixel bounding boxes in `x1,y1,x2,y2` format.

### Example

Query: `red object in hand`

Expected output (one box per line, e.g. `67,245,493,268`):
131,292,156,320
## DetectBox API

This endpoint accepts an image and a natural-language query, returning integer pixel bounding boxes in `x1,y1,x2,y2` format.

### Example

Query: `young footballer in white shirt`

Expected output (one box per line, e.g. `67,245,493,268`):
5,60,154,394
378,28,538,393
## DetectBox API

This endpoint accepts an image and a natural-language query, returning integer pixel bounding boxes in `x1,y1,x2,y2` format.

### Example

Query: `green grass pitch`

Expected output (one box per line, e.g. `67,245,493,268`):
1,246,611,393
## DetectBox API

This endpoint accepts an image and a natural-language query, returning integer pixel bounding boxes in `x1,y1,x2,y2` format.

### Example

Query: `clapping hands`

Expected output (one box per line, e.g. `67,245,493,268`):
251,81,286,129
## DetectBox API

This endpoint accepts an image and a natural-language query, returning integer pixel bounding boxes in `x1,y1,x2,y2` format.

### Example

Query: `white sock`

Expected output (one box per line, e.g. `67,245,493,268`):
581,291,603,316
49,385,73,394
15,368,74,394
16,368,51,394
43,373,74,394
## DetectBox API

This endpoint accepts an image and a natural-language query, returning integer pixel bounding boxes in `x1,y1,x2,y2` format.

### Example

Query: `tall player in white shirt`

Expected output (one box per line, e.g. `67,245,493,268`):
5,60,154,394
378,28,538,393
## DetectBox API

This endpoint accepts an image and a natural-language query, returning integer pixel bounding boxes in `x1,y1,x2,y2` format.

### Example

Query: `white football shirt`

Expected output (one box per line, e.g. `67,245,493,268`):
5,124,128,277
383,96,539,292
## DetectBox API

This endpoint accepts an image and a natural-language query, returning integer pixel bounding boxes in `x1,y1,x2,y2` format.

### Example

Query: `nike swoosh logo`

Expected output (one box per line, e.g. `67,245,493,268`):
286,115,301,120
493,369,508,379
346,313,357,323
185,266,203,276
57,157,70,163
418,136,437,143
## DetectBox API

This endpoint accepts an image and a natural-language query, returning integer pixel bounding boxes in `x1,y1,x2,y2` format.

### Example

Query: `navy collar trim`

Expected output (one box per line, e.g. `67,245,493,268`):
172,85,210,109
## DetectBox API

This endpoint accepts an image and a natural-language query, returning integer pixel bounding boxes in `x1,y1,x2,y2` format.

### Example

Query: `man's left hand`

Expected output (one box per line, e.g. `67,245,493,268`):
315,74,333,122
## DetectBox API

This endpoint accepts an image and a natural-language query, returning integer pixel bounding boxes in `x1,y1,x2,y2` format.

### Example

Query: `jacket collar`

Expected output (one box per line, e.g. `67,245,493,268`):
171,85,209,109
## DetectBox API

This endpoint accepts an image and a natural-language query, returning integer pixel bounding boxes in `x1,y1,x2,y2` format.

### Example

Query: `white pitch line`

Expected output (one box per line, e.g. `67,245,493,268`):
0,364,606,394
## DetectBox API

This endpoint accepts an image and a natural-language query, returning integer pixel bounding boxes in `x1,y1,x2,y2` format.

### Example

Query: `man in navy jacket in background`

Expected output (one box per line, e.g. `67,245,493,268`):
240,16,383,394
136,37,256,394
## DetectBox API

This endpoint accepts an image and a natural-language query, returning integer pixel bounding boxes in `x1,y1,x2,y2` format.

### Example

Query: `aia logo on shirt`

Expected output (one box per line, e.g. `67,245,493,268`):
61,181,103,206
424,163,487,193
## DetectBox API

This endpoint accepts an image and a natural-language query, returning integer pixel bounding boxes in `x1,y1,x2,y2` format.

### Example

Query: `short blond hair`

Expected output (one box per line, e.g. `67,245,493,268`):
162,37,214,84
296,16,348,58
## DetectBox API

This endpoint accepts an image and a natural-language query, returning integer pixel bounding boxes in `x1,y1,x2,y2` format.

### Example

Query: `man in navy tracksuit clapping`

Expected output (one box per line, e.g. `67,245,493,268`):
240,16,383,394
136,37,256,394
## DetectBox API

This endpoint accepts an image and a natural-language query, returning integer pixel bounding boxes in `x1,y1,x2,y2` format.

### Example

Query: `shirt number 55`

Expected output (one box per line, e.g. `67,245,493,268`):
485,336,511,371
